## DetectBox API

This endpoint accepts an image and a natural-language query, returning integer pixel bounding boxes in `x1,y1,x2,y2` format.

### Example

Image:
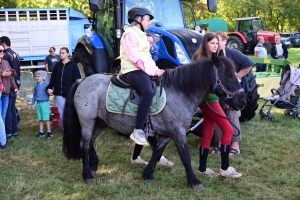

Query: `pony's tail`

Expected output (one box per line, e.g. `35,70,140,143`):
62,79,83,160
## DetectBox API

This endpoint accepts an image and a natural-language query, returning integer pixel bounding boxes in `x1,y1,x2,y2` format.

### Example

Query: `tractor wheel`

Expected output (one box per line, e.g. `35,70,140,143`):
263,42,272,54
227,35,245,52
72,47,97,78
239,71,260,122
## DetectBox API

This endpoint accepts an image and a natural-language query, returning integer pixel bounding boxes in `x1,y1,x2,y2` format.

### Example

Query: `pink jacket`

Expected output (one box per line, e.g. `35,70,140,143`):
120,26,159,76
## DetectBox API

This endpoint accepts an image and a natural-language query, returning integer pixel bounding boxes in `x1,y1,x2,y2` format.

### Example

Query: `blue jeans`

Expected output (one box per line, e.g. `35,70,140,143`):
0,95,9,124
5,89,18,135
0,92,7,145
256,64,267,72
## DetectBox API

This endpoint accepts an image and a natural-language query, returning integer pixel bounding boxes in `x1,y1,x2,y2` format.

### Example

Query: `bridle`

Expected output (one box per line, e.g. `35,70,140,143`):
201,65,244,137
212,65,244,101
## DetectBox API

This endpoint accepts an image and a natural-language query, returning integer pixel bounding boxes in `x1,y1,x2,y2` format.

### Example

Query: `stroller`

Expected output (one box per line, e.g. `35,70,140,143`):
259,64,300,121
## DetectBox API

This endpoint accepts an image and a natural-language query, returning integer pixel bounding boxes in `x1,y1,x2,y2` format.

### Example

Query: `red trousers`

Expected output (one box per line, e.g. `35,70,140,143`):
199,102,233,149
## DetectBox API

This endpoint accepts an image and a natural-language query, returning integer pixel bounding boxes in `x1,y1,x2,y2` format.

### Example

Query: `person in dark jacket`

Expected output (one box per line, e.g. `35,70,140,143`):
270,35,288,73
47,47,81,128
211,32,255,157
0,36,21,139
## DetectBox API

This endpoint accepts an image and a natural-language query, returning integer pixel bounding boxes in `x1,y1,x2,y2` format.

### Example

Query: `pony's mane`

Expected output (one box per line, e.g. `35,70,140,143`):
162,56,236,96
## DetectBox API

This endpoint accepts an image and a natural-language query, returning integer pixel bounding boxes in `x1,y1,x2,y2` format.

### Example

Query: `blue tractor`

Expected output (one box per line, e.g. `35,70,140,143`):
72,0,216,77
72,0,258,121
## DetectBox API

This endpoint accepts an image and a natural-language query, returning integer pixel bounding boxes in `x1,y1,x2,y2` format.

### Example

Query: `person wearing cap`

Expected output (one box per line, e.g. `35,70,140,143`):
120,6,164,146
31,70,52,138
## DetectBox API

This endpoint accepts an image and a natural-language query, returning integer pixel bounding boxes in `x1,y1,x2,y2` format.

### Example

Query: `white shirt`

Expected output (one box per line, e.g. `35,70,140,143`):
275,44,283,57
254,44,267,58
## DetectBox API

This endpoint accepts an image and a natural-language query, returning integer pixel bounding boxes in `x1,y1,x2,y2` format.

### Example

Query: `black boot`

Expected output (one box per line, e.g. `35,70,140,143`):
220,144,230,170
198,147,209,172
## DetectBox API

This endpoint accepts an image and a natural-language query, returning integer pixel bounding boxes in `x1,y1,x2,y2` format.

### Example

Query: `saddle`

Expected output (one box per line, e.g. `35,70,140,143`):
111,74,141,104
110,74,162,105
108,74,165,115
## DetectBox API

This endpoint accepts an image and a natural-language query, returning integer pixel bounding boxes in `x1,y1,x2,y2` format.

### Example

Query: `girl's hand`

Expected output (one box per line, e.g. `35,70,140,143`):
15,89,19,95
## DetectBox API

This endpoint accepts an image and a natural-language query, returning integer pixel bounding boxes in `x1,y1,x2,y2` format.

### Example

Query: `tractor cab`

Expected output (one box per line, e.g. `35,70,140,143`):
235,17,264,44
227,16,276,53
80,0,216,74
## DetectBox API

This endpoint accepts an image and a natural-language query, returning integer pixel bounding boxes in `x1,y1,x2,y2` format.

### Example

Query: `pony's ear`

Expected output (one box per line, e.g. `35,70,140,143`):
211,53,220,67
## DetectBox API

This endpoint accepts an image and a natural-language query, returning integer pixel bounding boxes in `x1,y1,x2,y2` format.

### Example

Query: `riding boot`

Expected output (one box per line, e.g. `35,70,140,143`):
220,144,230,170
198,147,209,172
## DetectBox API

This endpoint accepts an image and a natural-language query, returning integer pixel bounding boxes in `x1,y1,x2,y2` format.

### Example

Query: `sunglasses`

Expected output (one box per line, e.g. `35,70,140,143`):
0,50,5,53
49,51,53,53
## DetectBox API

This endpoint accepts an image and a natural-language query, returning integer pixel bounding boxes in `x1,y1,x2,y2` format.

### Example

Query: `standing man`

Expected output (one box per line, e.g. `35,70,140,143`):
254,36,268,72
211,32,255,156
270,35,288,73
44,47,60,72
0,36,21,139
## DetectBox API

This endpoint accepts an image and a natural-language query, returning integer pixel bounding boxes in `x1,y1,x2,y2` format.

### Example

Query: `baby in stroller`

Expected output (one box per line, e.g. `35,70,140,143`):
259,64,300,121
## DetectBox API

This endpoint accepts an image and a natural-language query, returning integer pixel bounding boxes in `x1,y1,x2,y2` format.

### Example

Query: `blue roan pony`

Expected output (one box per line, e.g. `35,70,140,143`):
62,55,246,190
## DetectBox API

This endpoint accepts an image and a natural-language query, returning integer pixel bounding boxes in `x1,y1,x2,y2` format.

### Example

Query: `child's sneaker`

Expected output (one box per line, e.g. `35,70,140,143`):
47,132,53,138
130,129,148,146
157,155,174,167
219,166,242,178
197,168,219,177
131,156,148,165
36,132,45,137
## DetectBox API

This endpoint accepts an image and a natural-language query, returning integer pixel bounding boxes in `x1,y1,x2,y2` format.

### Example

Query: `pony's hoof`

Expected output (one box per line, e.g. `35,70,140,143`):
85,178,95,184
91,170,96,177
193,184,205,190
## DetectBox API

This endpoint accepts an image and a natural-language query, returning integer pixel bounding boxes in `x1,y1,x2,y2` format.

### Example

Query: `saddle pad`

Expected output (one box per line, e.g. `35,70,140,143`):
106,82,166,116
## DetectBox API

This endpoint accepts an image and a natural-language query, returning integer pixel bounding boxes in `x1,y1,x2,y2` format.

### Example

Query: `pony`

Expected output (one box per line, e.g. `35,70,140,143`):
62,55,246,190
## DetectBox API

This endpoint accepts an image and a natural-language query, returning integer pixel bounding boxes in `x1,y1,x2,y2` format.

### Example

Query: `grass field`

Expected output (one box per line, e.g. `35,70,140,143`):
1,48,300,199
285,48,300,67
0,97,300,199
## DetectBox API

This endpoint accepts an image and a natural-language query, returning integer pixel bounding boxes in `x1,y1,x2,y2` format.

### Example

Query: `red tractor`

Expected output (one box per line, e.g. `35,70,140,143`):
227,16,277,53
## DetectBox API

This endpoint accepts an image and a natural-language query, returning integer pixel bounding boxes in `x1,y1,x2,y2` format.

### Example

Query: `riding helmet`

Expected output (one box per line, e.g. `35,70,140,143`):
128,6,154,23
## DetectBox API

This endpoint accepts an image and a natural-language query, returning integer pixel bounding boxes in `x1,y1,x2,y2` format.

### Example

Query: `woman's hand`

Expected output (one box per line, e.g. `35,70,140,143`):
2,70,12,77
14,88,19,95
154,69,165,76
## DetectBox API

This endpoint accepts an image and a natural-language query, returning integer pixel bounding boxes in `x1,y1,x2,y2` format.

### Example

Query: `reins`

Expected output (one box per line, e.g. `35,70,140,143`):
191,65,242,136
204,99,241,137
203,65,242,136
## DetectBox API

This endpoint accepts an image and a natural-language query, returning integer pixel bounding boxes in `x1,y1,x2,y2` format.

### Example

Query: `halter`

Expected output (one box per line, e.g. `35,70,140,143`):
212,66,244,100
